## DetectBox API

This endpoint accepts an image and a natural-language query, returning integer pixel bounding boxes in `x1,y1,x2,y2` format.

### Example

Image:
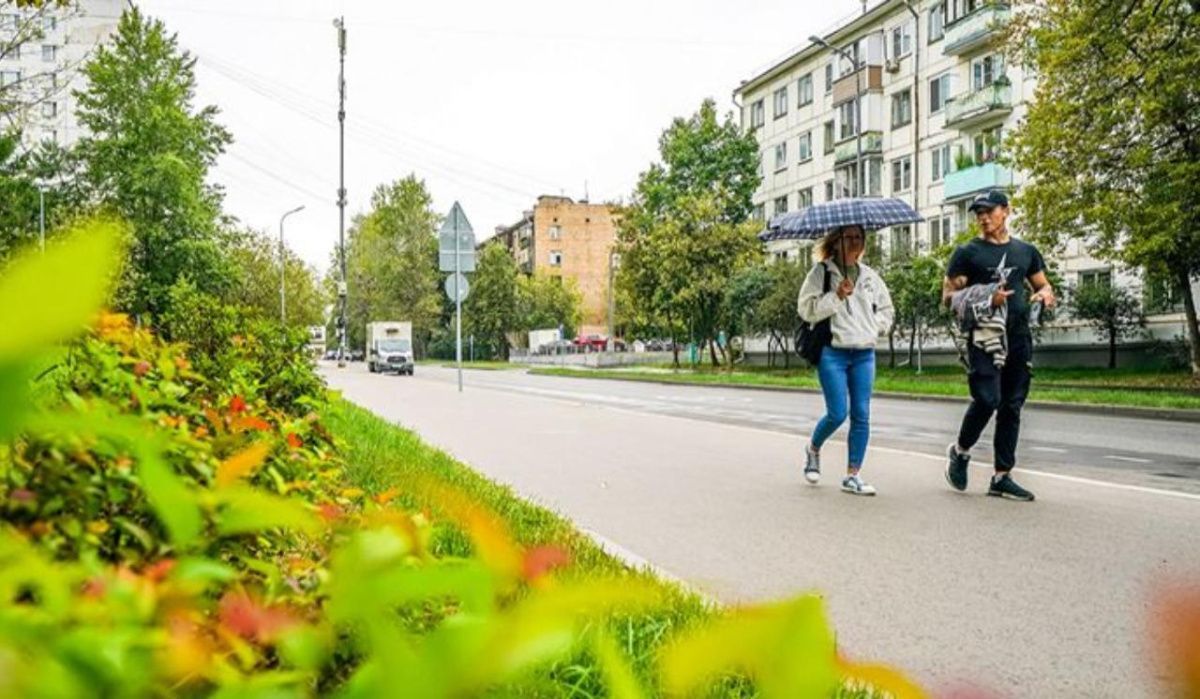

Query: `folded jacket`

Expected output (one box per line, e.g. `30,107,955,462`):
952,283,1008,368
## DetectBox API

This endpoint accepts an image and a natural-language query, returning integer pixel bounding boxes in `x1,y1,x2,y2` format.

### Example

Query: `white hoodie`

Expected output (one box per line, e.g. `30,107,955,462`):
797,259,895,349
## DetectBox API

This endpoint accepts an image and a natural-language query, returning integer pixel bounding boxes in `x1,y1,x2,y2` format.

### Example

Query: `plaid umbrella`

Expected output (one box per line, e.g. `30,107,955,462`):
760,197,924,242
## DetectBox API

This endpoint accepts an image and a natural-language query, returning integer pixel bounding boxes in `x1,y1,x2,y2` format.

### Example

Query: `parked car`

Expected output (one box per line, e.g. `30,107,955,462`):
542,339,576,355
573,334,609,352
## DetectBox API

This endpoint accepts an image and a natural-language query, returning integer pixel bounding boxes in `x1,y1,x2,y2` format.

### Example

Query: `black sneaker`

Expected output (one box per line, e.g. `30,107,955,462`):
988,473,1035,501
946,443,969,492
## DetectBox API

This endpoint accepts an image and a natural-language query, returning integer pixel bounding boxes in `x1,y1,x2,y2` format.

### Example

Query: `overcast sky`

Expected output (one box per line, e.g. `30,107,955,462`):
135,0,863,272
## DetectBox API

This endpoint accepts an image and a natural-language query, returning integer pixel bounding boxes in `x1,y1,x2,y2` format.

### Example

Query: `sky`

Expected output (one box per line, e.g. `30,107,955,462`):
135,0,865,272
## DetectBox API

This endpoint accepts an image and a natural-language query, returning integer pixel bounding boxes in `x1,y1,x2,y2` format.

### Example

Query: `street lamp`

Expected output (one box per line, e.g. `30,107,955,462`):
809,35,863,198
607,250,620,345
32,178,56,253
279,205,306,325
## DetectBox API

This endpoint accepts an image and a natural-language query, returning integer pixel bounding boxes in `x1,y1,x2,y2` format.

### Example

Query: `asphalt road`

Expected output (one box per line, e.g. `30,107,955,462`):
323,362,1200,697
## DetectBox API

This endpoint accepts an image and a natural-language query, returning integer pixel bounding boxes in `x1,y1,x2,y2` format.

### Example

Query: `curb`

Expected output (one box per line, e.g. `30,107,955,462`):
526,369,1200,424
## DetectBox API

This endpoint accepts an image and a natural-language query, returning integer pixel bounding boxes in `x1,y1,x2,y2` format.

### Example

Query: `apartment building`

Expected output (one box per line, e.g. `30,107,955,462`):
734,0,1198,362
492,195,619,337
0,0,123,147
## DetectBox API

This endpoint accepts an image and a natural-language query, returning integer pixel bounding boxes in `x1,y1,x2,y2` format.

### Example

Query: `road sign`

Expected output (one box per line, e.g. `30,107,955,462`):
438,201,476,273
444,272,470,302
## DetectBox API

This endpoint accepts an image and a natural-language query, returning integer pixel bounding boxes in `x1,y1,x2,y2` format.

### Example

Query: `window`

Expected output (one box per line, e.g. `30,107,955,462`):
891,156,913,193
824,62,834,93
1,14,19,31
48,129,57,142
0,70,20,88
1143,269,1184,313
773,195,789,216
891,89,912,128
774,142,787,171
890,225,914,259
548,250,563,266
823,120,836,154
9,44,18,60
42,101,56,118
773,86,788,118
749,100,765,129
1079,269,1113,288
929,214,954,247
43,15,56,32
972,54,1005,91
41,44,56,62
797,187,813,209
752,203,765,222
973,126,1002,163
797,131,812,161
928,2,946,42
824,179,835,201
548,225,561,240
797,73,813,106
931,144,953,181
930,72,952,113
838,100,859,140
890,22,913,58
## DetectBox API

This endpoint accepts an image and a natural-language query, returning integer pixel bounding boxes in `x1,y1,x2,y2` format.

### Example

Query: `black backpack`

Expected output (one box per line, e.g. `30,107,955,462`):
795,264,833,365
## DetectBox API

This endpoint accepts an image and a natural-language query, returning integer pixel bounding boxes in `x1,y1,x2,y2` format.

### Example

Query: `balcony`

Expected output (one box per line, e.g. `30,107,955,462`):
944,161,1012,201
944,3,1011,56
944,82,1012,130
831,65,883,104
834,131,883,164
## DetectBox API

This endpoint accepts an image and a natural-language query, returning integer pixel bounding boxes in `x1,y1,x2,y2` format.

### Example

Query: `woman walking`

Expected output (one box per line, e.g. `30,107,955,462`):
797,225,894,496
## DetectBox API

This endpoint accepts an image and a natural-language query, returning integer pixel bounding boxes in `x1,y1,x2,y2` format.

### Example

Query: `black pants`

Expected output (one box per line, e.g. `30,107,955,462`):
956,333,1033,471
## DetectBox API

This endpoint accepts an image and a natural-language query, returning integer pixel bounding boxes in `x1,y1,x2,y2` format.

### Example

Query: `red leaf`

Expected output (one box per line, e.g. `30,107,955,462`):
286,433,303,449
144,559,177,583
228,395,248,414
218,591,296,643
133,361,151,377
317,502,344,523
522,545,571,582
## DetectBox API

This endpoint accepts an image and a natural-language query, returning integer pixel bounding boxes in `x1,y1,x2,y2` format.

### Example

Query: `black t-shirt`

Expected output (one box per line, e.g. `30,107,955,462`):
946,236,1046,336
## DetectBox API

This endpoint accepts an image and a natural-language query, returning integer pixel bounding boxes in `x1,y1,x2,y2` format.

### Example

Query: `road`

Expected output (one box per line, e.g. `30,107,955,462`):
323,363,1200,697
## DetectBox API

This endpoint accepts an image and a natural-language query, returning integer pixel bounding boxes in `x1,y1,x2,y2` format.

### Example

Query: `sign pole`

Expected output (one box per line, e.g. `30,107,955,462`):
455,210,463,393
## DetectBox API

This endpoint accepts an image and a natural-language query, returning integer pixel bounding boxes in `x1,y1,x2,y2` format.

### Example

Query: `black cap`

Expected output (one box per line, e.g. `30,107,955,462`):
967,190,1009,213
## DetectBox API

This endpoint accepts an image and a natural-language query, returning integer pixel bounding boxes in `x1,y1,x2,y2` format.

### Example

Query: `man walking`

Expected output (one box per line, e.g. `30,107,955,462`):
942,191,1056,501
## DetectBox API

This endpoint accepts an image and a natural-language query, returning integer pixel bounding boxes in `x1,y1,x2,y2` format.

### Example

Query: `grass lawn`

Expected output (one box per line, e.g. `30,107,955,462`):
326,399,885,697
434,360,522,370
529,364,1200,412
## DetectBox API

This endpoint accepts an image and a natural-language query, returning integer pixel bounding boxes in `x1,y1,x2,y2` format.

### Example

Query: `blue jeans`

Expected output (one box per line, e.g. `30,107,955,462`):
810,347,876,469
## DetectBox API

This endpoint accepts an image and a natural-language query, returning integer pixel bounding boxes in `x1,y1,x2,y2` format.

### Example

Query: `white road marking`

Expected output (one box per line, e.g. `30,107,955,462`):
1032,446,1068,453
1104,455,1152,464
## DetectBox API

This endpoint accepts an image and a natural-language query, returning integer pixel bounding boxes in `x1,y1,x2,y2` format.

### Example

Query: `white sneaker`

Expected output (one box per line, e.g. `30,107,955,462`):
841,474,877,496
803,444,820,484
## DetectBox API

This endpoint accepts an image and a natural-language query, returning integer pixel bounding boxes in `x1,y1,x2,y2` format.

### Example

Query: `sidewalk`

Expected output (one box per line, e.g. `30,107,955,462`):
325,365,1200,698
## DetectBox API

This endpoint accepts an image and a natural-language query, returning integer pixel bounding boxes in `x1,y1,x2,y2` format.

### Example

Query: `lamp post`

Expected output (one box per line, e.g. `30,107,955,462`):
279,205,306,325
810,35,863,197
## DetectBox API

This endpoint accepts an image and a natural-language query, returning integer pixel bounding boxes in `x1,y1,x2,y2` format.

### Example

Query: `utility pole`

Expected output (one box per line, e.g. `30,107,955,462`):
279,205,305,325
334,16,348,366
37,185,45,253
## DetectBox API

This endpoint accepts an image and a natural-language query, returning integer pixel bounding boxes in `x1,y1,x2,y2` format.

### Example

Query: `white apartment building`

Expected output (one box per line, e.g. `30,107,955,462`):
0,0,122,148
734,0,1198,363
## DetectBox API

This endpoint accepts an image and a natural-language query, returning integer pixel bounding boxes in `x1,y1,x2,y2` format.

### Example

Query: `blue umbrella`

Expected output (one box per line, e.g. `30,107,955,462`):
760,197,924,242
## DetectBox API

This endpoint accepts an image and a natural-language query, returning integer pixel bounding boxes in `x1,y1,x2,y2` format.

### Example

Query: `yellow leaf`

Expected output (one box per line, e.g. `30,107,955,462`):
839,661,929,699
216,443,271,488
87,520,110,535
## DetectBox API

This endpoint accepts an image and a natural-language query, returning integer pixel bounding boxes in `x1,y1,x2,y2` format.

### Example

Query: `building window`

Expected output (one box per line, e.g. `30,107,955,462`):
928,2,946,42
773,195,789,216
0,14,19,31
837,100,859,141
931,144,952,181
9,44,18,60
548,250,563,266
797,131,812,162
973,126,1002,163
891,156,913,193
43,15,57,32
930,72,952,114
797,73,813,106
752,203,765,222
548,225,561,240
890,22,913,59
824,62,834,94
774,142,787,171
750,99,765,129
42,101,56,118
891,89,913,128
1079,269,1113,288
797,187,813,209
972,54,1005,91
773,86,788,118
0,70,20,88
823,120,836,154
890,225,914,259
929,213,954,248
1143,269,1184,313
41,44,56,62
824,179,835,201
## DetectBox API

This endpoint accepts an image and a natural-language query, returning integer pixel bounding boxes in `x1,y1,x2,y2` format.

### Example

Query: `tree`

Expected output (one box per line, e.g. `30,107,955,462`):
729,260,808,368
616,99,762,367
1006,1,1200,374
339,175,442,354
1070,281,1145,369
516,273,582,339
225,228,326,328
463,243,519,360
882,255,944,370
74,7,233,322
